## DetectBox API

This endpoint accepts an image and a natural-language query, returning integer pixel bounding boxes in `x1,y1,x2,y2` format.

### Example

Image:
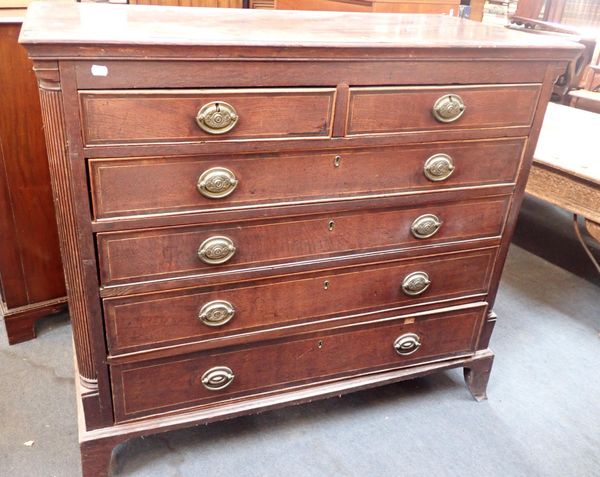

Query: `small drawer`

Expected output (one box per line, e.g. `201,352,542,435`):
79,88,336,146
96,196,509,287
104,247,496,354
111,303,486,421
89,138,525,221
347,84,540,136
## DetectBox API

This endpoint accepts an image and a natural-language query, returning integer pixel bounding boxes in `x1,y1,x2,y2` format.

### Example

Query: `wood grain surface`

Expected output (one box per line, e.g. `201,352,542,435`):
347,85,541,135
111,304,485,421
104,247,496,355
97,196,509,287
89,138,525,221
80,88,336,146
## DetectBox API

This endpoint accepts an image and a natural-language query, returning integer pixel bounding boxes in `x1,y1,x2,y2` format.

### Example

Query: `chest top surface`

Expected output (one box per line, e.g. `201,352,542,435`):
20,1,580,60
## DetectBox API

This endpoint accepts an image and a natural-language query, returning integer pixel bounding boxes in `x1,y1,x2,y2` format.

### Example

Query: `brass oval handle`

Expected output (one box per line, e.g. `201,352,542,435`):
401,271,431,296
196,101,238,135
394,333,422,356
432,94,466,123
424,153,455,182
197,236,236,265
197,167,238,199
201,366,235,391
411,214,443,239
198,300,235,327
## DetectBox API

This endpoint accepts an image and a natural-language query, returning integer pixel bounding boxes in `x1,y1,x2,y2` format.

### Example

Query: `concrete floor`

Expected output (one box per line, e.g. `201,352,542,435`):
1,200,599,477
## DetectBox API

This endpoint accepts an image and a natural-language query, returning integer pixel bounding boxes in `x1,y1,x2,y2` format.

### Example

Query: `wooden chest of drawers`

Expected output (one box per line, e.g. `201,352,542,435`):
20,3,581,476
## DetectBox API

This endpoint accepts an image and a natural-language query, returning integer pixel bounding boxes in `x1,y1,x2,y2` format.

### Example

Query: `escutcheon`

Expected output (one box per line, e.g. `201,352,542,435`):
394,333,422,356
432,94,466,123
197,167,238,199
401,271,431,296
424,153,455,182
196,101,238,134
201,366,235,391
198,300,236,327
411,214,443,239
197,236,236,265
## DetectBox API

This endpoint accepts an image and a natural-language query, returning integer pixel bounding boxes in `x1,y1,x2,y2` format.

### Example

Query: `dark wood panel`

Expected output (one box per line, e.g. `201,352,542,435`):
89,138,525,221
80,88,336,146
73,60,551,90
112,303,486,421
347,84,541,135
97,196,510,287
104,247,496,354
0,22,66,343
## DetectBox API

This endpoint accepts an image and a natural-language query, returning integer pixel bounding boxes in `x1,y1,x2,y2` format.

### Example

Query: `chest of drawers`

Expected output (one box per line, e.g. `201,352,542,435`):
20,3,581,476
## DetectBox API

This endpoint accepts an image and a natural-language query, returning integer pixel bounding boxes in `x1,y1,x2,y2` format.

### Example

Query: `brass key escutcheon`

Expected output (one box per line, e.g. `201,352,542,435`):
196,101,238,134
432,94,465,123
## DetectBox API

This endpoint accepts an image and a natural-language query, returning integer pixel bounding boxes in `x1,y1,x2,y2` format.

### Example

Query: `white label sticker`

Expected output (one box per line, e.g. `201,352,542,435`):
91,65,108,77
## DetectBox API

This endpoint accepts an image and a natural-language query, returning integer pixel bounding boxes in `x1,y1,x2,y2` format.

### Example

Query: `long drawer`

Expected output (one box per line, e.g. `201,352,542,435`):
347,84,540,135
104,247,496,355
111,302,487,422
97,196,509,287
80,88,336,146
89,138,525,221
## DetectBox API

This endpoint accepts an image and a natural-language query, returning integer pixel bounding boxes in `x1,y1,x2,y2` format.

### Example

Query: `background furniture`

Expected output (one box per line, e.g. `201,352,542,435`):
128,0,274,7
21,3,579,476
569,59,600,113
528,102,600,272
275,0,460,15
508,0,600,104
0,11,66,344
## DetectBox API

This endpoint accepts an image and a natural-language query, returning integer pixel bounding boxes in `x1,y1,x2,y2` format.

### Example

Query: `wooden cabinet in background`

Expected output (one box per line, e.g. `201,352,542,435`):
128,0,274,7
0,16,66,344
129,0,244,6
275,0,460,15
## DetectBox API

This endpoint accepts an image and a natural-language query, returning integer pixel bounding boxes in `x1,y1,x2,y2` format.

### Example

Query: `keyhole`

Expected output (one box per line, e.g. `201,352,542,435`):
323,280,330,290
215,102,220,112
318,340,323,349
334,155,342,168
328,220,335,231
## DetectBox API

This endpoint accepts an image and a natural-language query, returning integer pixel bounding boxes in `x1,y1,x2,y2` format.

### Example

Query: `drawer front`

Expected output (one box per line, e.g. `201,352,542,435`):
89,138,525,220
111,303,486,421
104,247,496,354
347,84,540,136
80,88,336,146
97,196,509,286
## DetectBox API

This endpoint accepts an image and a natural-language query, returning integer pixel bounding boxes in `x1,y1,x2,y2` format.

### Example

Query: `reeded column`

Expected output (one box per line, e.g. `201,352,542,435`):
35,64,97,388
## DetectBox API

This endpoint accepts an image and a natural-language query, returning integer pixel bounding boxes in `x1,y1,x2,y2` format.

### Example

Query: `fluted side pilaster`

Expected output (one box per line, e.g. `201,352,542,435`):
38,83,96,387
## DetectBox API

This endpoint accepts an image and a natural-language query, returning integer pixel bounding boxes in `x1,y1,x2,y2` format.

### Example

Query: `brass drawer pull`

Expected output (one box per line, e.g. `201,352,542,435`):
411,214,442,239
424,153,455,181
198,236,236,265
201,366,235,391
401,271,431,296
198,300,235,327
432,94,465,123
394,333,422,356
196,101,238,135
197,167,238,199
